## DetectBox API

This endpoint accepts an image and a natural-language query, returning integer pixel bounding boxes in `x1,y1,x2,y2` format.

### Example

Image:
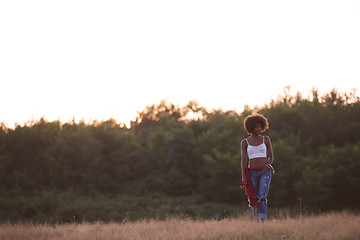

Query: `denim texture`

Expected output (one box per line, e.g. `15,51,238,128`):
249,170,272,220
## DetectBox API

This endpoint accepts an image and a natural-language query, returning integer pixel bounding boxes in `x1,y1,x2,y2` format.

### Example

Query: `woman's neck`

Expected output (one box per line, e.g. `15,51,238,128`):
251,134,261,138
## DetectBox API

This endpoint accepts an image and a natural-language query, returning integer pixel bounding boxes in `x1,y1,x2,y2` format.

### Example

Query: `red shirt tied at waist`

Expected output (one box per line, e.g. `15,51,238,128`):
240,167,264,211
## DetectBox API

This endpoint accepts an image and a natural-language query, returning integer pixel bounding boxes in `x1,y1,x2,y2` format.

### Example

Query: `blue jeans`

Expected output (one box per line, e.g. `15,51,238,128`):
249,170,272,220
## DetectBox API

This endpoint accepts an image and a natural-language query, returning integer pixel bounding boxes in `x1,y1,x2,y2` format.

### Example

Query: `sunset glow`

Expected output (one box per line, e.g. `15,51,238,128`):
1,0,359,128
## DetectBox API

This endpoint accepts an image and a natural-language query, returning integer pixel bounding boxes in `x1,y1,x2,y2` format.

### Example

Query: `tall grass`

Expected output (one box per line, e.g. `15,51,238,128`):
0,210,359,240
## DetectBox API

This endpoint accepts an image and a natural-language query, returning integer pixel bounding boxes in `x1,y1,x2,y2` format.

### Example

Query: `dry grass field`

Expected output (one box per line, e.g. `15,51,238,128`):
0,211,359,240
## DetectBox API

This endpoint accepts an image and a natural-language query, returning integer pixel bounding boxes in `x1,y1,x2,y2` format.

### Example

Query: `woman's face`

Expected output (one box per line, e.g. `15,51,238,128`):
252,123,262,135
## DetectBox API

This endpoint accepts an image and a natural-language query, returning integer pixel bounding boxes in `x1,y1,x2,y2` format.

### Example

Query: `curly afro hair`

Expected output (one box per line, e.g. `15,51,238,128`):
243,113,269,134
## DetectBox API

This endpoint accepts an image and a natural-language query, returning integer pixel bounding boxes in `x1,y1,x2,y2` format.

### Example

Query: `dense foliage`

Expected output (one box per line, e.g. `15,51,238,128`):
0,88,359,223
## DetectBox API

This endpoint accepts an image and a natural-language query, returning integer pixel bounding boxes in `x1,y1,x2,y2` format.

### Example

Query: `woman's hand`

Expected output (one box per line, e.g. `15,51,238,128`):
261,166,270,173
241,177,247,186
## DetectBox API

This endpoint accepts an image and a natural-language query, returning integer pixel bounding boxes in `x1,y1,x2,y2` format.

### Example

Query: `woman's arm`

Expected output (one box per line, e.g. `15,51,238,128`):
265,136,274,164
241,139,248,184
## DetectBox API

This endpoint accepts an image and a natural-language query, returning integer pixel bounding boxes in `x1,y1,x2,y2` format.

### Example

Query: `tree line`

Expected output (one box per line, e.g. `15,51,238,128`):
0,87,359,222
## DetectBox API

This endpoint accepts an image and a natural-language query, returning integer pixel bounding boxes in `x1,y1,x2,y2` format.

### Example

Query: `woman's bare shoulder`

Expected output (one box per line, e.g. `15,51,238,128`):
263,135,272,142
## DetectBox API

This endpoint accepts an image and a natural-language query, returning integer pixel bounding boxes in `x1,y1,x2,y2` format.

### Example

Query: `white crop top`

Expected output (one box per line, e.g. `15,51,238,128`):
246,136,267,159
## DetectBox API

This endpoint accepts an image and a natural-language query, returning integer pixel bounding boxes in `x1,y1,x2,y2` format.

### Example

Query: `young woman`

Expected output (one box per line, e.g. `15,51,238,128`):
240,114,274,222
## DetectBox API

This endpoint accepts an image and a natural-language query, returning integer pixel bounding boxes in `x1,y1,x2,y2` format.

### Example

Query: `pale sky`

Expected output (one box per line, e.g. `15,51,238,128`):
1,0,359,128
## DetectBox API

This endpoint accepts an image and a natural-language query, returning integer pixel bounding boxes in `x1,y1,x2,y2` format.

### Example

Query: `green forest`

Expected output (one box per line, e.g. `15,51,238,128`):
1,88,360,223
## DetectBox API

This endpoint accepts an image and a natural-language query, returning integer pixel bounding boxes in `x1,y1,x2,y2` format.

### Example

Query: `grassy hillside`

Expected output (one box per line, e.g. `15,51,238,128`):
0,211,358,240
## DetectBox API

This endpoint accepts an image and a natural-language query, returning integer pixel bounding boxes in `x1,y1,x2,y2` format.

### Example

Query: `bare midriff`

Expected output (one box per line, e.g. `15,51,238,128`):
249,157,268,168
